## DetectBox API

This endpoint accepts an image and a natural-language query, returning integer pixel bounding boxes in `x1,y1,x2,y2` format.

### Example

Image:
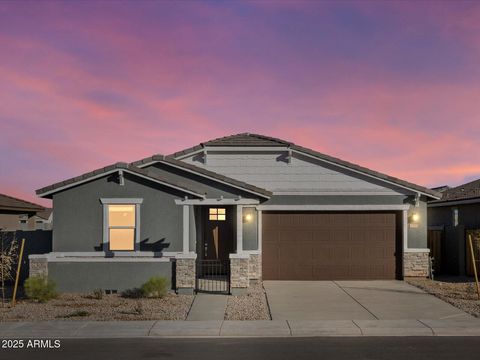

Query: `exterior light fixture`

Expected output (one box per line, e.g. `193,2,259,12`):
412,213,420,223
245,213,253,222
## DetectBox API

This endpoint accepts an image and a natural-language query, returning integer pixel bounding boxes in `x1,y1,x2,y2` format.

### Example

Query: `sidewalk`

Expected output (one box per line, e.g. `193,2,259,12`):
1,318,480,338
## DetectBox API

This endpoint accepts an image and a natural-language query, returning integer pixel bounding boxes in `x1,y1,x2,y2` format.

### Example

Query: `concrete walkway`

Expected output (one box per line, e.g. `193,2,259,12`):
186,294,227,321
1,318,480,338
264,280,470,320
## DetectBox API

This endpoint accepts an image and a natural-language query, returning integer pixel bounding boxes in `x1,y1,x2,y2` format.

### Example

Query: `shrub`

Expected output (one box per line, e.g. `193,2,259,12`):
24,276,58,302
140,276,169,298
121,288,143,299
60,310,89,318
92,288,103,300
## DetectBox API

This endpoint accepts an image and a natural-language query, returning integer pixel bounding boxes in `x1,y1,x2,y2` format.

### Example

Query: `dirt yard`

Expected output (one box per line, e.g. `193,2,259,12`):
0,292,194,321
224,282,271,320
406,277,480,318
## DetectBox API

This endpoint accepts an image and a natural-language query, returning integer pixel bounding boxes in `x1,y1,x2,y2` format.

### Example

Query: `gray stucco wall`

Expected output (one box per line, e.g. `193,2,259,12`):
242,207,258,250
429,203,480,229
52,173,188,252
407,198,428,249
48,260,173,292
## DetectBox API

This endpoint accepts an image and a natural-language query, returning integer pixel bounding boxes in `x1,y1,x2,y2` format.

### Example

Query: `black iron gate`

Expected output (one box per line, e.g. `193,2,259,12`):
196,260,230,294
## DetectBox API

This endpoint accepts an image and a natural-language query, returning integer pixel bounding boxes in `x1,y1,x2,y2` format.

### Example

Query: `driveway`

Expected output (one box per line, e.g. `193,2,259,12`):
263,281,471,320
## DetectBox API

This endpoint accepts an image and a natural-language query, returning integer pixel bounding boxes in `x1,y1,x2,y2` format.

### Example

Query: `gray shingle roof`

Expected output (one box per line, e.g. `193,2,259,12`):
0,193,45,212
430,179,480,203
169,133,442,199
132,155,272,198
36,162,205,198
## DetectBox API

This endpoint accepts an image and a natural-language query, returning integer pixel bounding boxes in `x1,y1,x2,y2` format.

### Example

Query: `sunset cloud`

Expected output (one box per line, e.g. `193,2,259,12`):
1,1,479,206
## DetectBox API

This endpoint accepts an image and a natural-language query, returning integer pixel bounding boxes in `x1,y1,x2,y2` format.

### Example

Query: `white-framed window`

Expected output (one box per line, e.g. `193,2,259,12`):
100,198,143,252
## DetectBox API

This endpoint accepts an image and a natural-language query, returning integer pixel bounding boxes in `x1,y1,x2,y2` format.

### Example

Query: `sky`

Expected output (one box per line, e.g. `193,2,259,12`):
1,0,480,207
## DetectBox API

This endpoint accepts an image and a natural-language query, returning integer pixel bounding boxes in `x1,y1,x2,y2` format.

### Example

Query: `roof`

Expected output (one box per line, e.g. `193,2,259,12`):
36,162,205,198
35,208,52,220
170,133,289,158
132,155,272,198
430,178,480,204
0,193,45,213
169,133,442,199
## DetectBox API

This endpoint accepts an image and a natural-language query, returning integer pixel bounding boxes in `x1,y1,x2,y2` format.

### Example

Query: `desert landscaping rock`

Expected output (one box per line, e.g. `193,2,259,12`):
406,277,480,318
0,293,194,321
225,283,271,320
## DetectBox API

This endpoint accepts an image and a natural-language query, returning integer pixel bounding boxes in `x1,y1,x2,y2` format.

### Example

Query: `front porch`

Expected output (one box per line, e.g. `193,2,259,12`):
174,201,262,295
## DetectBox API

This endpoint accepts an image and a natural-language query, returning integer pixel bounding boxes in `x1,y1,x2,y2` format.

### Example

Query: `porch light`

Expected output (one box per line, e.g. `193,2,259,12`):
245,213,253,222
411,212,420,223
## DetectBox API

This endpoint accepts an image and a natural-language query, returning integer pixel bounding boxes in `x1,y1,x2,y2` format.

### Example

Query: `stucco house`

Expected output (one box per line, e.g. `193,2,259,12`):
428,178,480,276
0,193,46,231
31,133,441,294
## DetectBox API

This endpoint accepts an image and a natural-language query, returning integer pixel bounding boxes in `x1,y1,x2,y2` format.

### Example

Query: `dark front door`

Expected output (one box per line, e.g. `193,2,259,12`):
203,206,233,261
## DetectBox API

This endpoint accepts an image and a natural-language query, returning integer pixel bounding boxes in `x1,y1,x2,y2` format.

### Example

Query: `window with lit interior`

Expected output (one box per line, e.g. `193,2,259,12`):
209,208,226,221
108,204,136,250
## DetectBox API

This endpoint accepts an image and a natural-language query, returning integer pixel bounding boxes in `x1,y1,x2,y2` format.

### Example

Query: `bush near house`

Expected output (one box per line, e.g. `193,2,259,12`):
140,276,169,298
24,275,58,302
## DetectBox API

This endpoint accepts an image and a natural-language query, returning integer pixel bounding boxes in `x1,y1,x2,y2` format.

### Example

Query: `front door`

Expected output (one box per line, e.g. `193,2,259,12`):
203,206,233,261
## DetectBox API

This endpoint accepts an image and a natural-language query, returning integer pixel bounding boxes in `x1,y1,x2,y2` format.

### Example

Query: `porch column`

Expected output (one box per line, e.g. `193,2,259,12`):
236,205,243,253
183,205,189,254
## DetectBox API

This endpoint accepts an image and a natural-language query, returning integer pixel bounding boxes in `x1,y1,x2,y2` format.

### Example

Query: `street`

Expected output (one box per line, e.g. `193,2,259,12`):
1,337,479,360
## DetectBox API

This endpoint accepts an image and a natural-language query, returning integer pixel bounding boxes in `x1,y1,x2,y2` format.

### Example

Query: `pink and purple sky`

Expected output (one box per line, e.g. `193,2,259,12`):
1,1,480,207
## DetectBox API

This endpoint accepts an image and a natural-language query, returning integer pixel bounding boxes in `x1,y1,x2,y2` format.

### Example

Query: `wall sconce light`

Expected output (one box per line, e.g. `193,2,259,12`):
244,213,253,222
409,212,420,224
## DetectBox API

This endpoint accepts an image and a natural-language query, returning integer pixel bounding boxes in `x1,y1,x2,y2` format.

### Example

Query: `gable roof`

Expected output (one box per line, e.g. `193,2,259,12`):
0,193,45,213
132,155,272,198
35,208,53,220
430,178,480,204
169,133,442,199
36,162,205,199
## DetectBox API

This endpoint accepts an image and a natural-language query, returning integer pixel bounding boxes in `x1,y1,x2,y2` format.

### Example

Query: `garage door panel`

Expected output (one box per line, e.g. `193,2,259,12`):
262,212,397,280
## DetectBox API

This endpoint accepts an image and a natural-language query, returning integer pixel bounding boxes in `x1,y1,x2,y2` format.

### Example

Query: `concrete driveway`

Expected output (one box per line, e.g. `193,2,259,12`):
263,281,471,320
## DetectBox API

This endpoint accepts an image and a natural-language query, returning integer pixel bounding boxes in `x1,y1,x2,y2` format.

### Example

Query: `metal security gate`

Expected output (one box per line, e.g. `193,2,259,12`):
195,260,230,294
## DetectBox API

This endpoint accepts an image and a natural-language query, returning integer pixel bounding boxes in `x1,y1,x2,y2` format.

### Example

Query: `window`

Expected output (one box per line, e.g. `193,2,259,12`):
108,205,136,250
209,208,226,221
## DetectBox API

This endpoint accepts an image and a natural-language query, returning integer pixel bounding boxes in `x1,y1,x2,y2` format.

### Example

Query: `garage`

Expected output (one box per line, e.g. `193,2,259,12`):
262,212,399,280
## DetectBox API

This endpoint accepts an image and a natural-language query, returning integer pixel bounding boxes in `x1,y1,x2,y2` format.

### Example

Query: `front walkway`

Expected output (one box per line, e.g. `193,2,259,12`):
186,294,227,321
263,280,470,320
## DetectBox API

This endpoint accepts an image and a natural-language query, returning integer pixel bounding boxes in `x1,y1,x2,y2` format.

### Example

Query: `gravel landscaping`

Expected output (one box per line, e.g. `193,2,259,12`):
406,277,480,318
0,292,194,321
225,282,271,320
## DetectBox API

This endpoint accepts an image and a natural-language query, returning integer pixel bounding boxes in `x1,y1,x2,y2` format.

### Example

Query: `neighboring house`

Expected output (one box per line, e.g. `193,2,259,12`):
0,193,46,231
33,208,53,231
32,133,441,294
428,179,480,276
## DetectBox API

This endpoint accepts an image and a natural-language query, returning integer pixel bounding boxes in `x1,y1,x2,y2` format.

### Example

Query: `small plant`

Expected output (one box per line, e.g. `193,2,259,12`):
140,276,169,298
0,232,18,306
121,287,143,299
92,288,103,300
24,275,58,302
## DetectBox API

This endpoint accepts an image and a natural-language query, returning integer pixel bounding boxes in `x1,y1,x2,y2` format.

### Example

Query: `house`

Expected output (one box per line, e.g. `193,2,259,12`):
0,193,46,231
32,133,441,294
428,178,480,276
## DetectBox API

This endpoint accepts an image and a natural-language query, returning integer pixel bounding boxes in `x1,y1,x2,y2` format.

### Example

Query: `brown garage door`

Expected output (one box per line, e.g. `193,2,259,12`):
262,212,398,280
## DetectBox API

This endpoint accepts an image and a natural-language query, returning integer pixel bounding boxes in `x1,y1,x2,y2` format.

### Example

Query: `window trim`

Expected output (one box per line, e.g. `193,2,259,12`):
100,198,143,252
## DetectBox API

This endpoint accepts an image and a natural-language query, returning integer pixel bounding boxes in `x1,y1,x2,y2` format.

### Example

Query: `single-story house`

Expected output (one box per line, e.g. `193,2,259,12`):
32,133,441,294
428,178,480,276
0,193,46,231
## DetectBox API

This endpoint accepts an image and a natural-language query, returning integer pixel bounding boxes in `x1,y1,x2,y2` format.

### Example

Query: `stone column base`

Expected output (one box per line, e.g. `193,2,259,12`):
175,253,197,294
29,255,48,277
403,249,430,277
230,253,249,294
248,253,262,282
